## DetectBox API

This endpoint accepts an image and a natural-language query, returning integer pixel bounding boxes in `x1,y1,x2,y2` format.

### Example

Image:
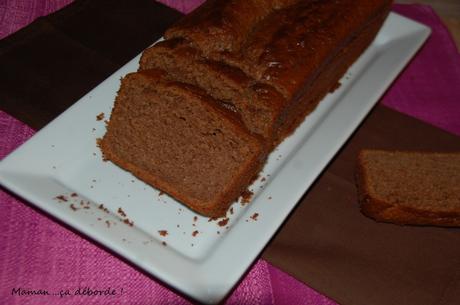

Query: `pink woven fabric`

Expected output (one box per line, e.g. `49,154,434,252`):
384,5,460,136
0,0,73,40
1,1,459,305
158,0,204,14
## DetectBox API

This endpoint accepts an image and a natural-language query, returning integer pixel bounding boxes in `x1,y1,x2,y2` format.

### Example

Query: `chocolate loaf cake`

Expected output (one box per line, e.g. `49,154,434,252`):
102,0,392,217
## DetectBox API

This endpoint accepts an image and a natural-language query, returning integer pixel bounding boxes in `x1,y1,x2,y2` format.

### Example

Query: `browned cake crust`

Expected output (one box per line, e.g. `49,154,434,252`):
273,7,390,143
208,0,392,100
164,0,299,54
355,150,460,227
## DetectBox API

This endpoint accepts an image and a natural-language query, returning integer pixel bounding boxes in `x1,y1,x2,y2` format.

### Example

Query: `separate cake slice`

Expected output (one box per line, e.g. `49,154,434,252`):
100,70,265,217
356,150,460,227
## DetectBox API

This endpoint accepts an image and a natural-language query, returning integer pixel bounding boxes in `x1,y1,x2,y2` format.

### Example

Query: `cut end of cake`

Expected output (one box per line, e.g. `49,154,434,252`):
100,70,265,217
355,149,460,227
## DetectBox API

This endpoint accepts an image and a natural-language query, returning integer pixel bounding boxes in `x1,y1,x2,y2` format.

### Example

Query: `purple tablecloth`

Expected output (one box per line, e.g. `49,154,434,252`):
1,1,459,304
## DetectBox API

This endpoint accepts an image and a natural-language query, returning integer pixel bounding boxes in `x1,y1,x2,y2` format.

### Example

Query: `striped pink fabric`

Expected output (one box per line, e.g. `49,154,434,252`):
1,1,459,304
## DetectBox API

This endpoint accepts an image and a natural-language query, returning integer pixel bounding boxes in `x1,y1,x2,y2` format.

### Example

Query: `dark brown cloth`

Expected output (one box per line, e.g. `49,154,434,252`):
0,0,182,129
1,1,459,305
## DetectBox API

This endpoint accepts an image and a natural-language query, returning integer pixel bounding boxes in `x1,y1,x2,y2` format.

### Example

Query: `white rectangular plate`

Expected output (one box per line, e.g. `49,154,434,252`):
0,13,430,304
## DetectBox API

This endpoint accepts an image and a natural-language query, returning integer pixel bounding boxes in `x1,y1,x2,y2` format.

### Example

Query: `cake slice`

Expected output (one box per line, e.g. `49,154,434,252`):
356,150,460,227
139,38,287,141
140,38,252,104
100,69,265,217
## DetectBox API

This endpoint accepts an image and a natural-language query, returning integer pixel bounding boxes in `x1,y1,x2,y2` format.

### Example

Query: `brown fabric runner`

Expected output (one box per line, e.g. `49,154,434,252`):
1,1,459,305
262,105,460,305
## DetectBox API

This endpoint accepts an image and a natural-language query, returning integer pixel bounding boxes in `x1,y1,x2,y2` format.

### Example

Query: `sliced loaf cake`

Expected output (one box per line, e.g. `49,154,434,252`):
102,0,392,217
